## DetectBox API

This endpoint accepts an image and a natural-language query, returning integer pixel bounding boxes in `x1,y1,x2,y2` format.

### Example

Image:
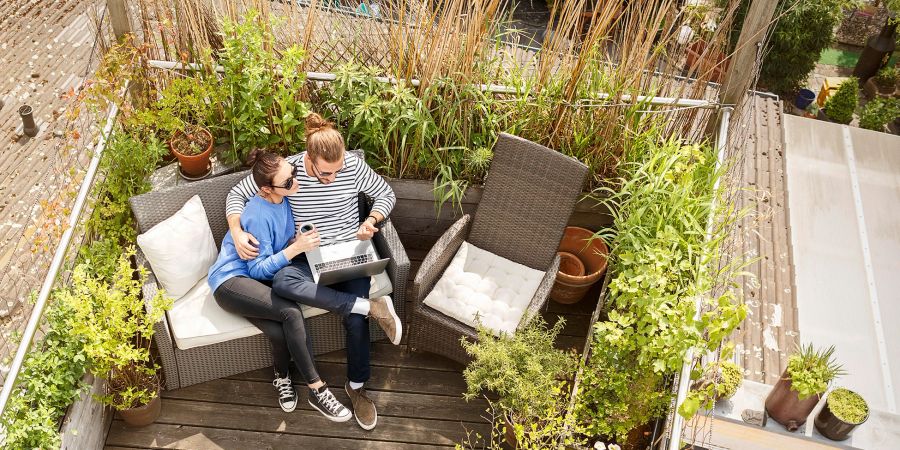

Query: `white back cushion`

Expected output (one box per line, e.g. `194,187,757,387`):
136,195,218,299
423,241,543,335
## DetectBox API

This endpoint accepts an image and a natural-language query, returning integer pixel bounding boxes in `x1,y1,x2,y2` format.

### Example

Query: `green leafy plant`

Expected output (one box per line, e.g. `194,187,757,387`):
461,318,577,424
0,293,88,449
873,66,900,90
680,354,743,419
859,97,900,131
59,249,173,410
786,344,845,400
827,388,868,424
824,77,859,124
220,10,310,162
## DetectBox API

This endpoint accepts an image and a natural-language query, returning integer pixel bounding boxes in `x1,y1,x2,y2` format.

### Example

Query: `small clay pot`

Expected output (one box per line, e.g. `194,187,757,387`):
765,371,821,432
119,392,162,427
550,227,609,304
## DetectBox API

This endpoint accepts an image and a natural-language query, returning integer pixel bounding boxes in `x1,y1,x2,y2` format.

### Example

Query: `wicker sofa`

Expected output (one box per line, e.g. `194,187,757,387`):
129,165,410,391
408,133,588,364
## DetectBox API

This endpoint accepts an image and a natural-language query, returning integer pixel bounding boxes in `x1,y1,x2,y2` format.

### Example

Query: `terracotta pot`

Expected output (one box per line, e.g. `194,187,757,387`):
550,227,609,305
814,393,868,441
557,251,585,277
685,40,729,83
764,371,821,432
170,127,213,177
119,391,161,427
503,416,518,449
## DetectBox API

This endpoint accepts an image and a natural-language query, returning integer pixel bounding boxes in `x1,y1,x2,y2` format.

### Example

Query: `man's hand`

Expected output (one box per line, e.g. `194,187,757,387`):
356,218,379,241
232,229,260,260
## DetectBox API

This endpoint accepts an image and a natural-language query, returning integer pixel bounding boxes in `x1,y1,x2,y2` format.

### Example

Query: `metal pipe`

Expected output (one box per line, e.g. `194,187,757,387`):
0,93,123,420
666,105,733,450
147,60,719,109
19,105,38,137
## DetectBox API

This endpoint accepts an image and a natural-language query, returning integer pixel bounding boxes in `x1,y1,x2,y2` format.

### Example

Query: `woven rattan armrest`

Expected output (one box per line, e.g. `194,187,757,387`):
372,218,410,304
518,254,560,329
135,249,180,390
412,214,471,306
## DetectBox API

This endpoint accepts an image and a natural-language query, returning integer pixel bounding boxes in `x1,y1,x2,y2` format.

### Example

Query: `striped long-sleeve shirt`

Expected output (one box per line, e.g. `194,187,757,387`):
225,151,396,243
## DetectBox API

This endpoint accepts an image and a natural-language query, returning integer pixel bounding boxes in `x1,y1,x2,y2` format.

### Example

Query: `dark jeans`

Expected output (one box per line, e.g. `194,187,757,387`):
273,255,372,383
213,276,320,384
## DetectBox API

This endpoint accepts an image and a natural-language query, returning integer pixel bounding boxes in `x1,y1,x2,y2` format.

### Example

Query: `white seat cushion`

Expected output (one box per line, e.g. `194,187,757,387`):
169,272,392,351
422,242,544,335
137,195,218,299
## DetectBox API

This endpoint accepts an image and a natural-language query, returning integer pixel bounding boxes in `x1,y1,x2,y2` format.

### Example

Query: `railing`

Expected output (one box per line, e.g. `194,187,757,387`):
665,105,734,450
0,94,123,426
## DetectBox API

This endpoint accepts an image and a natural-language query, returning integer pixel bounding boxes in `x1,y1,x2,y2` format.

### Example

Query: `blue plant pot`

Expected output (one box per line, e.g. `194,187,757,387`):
795,89,816,110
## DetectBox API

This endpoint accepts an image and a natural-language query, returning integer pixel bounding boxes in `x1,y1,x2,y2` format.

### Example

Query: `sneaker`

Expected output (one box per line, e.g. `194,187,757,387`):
308,384,352,422
345,381,378,430
272,375,298,412
368,296,402,345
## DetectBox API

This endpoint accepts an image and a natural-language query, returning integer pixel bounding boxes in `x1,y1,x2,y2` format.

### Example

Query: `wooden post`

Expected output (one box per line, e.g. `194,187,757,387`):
107,0,132,42
719,0,780,108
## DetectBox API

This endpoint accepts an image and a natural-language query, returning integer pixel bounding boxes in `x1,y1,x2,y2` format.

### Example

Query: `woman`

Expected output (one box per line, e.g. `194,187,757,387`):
207,149,351,422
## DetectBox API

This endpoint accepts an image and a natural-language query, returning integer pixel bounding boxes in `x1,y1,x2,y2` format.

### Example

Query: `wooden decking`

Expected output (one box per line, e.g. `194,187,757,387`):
0,0,98,370
729,94,800,385
104,273,597,449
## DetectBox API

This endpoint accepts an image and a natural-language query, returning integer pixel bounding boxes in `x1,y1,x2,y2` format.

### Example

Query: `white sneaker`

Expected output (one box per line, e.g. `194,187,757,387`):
273,375,298,412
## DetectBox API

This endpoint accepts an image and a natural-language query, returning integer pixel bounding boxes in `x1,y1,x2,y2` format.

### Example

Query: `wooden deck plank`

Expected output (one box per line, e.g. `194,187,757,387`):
106,421,450,449
145,398,488,447
161,378,488,423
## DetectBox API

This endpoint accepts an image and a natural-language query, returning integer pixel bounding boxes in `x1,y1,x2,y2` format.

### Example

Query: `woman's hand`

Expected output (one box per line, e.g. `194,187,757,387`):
290,227,320,254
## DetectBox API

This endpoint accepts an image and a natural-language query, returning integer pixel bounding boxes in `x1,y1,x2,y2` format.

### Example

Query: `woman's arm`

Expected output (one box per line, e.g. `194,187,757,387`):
244,216,291,281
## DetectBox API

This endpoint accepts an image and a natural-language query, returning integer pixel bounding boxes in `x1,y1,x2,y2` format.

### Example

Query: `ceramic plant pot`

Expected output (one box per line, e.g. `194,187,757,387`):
549,227,609,304
765,371,821,432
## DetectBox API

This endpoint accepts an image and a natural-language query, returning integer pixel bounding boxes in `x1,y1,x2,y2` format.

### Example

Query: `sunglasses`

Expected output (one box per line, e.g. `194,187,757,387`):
311,158,345,178
269,165,300,190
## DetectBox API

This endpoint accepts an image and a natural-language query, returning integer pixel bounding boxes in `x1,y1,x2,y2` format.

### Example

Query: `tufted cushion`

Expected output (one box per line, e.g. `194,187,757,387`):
423,242,544,335
169,272,391,350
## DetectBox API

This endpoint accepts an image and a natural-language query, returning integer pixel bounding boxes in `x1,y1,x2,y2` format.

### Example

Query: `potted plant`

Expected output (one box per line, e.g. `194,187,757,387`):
169,123,214,178
864,66,900,99
765,344,845,432
461,318,578,448
859,97,900,132
822,78,859,124
814,387,869,441
59,249,173,427
691,359,742,402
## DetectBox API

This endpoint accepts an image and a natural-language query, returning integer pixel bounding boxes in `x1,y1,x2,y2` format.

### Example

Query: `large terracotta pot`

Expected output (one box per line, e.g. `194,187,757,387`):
550,227,609,304
764,371,821,432
169,127,213,177
119,391,162,427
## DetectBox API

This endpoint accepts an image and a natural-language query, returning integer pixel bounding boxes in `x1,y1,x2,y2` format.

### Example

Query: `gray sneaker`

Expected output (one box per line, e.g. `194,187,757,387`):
308,384,352,422
368,296,402,345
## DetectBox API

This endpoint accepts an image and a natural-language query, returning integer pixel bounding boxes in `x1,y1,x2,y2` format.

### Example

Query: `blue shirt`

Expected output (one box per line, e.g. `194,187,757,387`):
208,195,296,293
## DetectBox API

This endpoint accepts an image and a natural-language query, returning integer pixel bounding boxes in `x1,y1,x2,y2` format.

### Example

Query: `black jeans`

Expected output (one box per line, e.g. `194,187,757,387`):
273,255,372,384
213,276,320,384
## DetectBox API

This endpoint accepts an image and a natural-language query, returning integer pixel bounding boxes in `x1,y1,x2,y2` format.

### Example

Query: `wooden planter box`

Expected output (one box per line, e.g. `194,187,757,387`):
59,374,114,449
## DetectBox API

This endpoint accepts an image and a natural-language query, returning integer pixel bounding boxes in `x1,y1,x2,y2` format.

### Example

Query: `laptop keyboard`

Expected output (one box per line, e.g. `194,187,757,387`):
315,254,374,273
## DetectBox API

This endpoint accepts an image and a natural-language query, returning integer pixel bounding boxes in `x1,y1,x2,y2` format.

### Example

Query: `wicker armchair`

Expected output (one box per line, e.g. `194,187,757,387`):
408,133,588,364
129,156,409,391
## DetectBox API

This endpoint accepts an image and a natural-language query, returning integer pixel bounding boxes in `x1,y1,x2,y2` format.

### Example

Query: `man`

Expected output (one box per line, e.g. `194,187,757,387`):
225,113,401,430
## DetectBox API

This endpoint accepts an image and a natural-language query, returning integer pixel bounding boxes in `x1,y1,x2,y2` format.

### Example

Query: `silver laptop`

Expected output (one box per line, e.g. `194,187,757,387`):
306,238,390,285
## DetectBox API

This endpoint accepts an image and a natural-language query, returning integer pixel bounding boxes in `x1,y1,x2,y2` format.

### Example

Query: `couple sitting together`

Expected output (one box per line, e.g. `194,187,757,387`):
206,113,402,429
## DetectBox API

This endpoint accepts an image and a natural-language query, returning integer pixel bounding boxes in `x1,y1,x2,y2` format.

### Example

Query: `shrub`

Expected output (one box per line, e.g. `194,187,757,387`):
859,97,900,131
740,0,854,96
873,66,900,90
827,388,868,424
824,78,859,124
786,344,845,400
